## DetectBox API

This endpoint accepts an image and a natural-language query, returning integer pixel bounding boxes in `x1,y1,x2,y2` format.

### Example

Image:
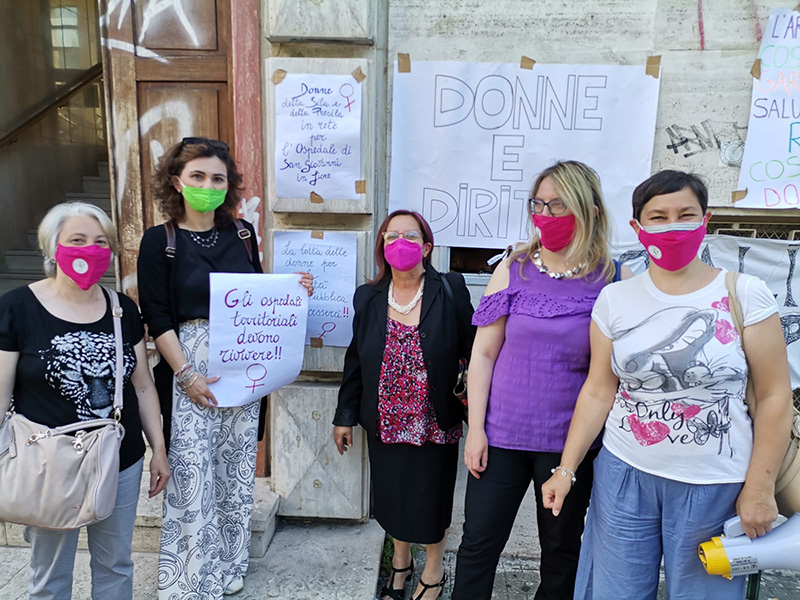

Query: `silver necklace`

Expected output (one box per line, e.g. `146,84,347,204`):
533,251,587,279
388,278,424,315
188,227,219,248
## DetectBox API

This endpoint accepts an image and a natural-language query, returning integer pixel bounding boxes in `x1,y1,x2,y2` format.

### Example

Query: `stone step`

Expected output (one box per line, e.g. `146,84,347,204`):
26,229,37,250
3,250,46,273
97,161,109,178
1,476,280,558
0,274,116,296
82,175,110,194
64,192,111,212
2,250,115,276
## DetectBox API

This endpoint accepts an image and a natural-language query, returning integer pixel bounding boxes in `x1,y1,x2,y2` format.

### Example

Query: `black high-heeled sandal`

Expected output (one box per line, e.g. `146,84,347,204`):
412,572,446,600
379,558,415,600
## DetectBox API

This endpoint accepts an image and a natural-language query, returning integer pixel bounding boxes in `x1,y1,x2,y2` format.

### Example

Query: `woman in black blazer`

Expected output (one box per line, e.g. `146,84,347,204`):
334,210,475,600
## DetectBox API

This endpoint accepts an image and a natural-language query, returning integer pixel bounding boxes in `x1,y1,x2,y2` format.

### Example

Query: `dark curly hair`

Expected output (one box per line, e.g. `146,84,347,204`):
151,138,244,227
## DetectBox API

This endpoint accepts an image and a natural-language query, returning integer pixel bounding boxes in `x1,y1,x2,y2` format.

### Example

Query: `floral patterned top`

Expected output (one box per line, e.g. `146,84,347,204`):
377,318,462,445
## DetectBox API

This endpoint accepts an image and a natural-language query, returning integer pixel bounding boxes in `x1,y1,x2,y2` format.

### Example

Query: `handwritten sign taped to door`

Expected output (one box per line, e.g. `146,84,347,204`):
275,73,362,199
272,230,357,347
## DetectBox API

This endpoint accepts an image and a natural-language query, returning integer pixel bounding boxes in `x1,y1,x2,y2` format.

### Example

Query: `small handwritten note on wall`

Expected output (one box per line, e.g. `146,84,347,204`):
272,231,357,347
275,73,362,199
207,273,308,407
738,7,800,208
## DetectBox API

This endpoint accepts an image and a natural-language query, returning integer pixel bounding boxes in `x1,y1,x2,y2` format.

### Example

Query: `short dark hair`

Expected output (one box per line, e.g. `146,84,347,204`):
632,170,708,221
370,210,434,284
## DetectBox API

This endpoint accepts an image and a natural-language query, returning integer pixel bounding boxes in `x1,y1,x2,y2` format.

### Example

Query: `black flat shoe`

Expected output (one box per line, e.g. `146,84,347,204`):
412,572,446,600
380,558,415,600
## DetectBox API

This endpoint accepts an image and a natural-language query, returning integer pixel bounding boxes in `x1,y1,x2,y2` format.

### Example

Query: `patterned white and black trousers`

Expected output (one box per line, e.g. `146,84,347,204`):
157,319,259,600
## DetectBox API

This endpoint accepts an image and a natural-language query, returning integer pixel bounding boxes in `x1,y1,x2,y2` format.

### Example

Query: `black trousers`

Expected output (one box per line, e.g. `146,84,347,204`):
452,446,598,600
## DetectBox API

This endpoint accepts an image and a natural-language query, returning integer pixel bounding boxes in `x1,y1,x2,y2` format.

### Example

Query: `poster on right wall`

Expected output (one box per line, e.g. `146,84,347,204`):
737,6,800,209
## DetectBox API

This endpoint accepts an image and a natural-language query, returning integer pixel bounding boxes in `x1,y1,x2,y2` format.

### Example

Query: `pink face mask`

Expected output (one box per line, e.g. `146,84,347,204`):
55,244,112,290
637,220,706,271
384,238,424,271
532,213,576,252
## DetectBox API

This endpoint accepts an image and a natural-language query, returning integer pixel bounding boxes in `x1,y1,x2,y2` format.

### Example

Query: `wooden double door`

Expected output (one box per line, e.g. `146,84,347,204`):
99,0,266,470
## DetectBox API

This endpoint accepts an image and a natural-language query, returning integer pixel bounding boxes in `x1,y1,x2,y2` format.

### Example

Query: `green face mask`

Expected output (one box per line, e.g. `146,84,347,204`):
180,181,227,213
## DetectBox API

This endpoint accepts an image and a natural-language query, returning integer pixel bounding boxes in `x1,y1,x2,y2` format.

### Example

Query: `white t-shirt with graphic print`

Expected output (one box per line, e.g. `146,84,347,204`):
591,269,778,484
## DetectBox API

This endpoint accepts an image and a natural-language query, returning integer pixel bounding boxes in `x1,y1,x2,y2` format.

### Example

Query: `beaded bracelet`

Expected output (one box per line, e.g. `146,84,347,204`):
174,363,192,378
551,465,577,486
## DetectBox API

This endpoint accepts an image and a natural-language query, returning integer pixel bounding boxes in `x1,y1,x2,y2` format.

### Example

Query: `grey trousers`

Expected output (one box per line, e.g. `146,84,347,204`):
25,457,144,600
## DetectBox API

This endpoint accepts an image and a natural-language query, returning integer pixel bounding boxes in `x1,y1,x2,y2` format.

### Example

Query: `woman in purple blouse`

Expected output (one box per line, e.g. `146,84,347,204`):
452,161,629,600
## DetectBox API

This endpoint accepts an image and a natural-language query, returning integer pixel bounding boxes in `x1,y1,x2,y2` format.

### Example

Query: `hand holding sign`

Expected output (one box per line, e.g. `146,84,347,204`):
207,273,309,407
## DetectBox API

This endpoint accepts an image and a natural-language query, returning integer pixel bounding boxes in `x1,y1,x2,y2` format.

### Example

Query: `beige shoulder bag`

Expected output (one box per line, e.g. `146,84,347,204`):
0,287,127,530
726,271,800,515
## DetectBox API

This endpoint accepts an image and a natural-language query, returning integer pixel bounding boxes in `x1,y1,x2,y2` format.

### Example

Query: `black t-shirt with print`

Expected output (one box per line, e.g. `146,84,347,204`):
0,286,146,471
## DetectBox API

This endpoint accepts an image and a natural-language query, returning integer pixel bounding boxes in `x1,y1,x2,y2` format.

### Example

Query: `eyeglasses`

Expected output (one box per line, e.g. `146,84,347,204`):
529,197,567,216
383,230,422,243
182,137,230,152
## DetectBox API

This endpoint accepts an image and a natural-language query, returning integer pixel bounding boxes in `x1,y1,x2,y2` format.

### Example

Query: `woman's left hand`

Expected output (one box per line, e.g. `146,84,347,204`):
148,448,171,498
735,483,778,538
295,271,314,297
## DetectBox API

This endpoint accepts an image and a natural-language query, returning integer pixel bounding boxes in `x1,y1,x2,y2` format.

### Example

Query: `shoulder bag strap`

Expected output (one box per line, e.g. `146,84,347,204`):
164,221,176,259
103,287,124,417
725,271,755,420
162,222,179,332
233,218,254,264
725,271,745,338
440,272,455,306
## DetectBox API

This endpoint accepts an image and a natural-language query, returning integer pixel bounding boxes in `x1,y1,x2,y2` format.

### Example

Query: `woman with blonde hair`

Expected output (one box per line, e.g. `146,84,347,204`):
0,201,170,599
452,161,629,599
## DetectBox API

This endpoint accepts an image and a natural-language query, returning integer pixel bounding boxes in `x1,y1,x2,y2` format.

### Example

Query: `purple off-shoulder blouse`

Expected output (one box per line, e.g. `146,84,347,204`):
473,259,608,452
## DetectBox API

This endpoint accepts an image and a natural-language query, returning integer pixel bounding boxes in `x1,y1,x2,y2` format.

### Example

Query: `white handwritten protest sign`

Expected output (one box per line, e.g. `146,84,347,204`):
275,73,362,199
272,231,357,347
389,61,660,246
207,273,308,407
737,7,800,209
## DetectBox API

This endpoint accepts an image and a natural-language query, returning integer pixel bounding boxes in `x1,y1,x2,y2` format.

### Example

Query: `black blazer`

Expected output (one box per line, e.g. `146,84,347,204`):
334,265,476,438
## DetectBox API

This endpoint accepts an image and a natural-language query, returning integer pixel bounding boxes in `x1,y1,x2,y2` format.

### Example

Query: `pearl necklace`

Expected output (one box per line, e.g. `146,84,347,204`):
533,251,587,280
388,278,424,315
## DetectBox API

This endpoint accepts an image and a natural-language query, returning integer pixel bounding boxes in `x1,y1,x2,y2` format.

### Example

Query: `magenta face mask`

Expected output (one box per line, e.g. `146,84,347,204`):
532,213,577,252
637,220,706,271
55,244,112,290
384,238,424,271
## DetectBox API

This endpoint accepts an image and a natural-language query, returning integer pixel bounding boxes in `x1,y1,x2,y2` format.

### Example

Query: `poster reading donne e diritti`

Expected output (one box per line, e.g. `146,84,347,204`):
389,61,660,246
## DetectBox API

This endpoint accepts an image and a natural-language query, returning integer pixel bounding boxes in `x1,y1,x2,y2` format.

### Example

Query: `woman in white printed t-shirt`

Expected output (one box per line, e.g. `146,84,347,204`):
541,170,794,600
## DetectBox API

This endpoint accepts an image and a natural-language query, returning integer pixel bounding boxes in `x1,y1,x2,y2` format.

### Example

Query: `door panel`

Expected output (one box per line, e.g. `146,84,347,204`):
133,0,219,51
101,0,266,474
138,82,229,227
